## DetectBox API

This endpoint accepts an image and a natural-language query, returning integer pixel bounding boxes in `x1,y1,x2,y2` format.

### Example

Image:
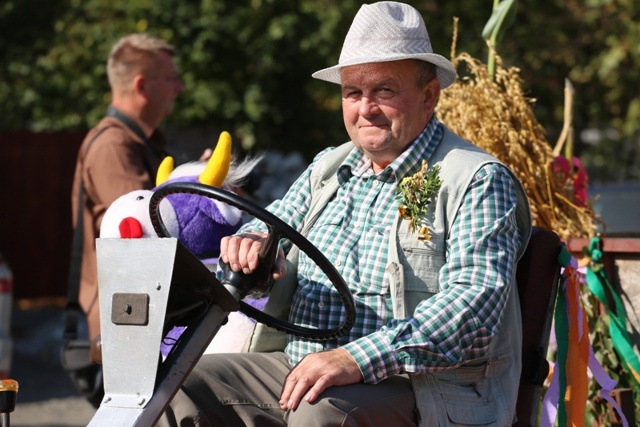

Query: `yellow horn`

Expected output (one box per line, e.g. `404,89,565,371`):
199,131,232,187
156,156,174,186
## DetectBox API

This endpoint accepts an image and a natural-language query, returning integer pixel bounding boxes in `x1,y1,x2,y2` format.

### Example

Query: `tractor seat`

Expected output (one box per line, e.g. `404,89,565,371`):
514,226,563,426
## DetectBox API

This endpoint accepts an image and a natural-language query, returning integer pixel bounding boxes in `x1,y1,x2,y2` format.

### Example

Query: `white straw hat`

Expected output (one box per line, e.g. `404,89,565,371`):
312,1,456,88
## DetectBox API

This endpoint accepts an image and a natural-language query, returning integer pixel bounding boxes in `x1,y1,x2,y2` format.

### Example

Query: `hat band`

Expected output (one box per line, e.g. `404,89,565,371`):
339,37,433,63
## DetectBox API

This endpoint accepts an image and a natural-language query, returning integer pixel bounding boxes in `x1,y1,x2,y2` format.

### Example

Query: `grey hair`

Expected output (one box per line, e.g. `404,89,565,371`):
415,60,437,88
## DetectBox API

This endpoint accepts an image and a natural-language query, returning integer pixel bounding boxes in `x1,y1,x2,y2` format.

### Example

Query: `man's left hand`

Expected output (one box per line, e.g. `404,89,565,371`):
279,348,363,410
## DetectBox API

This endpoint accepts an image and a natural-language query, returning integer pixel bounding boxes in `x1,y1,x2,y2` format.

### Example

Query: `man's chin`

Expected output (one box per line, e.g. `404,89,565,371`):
355,137,391,151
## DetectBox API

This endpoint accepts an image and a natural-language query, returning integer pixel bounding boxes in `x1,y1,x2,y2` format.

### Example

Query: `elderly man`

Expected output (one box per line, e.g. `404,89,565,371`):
161,2,531,426
71,33,184,342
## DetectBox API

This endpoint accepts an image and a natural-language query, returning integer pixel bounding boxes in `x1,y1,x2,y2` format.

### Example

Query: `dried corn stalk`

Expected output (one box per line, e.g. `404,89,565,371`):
436,43,598,240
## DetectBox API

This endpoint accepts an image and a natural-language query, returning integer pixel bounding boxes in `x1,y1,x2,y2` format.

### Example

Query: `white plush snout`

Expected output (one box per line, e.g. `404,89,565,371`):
100,189,179,238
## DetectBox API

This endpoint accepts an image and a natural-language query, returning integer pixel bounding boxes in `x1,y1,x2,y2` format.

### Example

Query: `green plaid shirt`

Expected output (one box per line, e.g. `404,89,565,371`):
240,118,521,384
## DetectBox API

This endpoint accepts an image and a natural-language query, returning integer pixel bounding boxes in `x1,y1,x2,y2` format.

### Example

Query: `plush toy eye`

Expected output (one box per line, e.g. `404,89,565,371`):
136,195,145,201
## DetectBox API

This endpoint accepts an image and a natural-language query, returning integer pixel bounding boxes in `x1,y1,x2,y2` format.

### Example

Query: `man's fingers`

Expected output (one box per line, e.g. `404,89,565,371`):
279,353,330,410
219,232,285,277
223,235,245,270
279,349,363,410
238,237,259,273
219,236,230,264
286,375,311,410
279,372,297,409
272,248,288,280
220,233,267,272
302,376,331,404
280,373,333,410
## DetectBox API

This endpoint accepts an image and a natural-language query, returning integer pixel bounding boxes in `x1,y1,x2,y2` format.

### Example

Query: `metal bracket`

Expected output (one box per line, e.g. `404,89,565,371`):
111,293,149,326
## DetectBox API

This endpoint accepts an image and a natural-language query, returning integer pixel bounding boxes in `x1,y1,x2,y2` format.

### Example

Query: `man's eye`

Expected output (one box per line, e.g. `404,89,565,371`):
377,88,395,99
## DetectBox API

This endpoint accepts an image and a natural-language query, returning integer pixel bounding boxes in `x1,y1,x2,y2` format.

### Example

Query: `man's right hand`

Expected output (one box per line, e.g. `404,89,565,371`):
220,232,287,280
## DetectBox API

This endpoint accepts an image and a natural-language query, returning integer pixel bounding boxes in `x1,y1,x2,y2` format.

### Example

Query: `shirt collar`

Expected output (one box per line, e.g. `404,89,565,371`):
337,117,444,184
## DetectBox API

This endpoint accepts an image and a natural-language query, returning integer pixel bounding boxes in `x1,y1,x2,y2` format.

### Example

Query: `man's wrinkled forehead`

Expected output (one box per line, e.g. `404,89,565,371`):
340,60,418,86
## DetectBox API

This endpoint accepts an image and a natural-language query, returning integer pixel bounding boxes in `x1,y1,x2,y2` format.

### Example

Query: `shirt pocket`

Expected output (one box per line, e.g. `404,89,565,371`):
307,207,347,255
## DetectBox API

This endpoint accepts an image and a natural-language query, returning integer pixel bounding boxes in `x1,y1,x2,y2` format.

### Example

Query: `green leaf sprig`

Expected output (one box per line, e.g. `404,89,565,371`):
396,161,442,241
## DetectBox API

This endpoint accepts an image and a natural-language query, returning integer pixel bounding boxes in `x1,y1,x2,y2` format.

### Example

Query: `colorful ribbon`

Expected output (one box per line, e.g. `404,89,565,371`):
540,247,629,427
584,237,640,392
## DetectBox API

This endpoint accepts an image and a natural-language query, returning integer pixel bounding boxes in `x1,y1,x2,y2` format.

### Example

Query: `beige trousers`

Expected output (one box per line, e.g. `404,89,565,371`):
157,352,418,427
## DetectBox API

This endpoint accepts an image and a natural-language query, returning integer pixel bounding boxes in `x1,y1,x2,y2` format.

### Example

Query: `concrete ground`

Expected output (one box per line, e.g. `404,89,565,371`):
9,304,97,427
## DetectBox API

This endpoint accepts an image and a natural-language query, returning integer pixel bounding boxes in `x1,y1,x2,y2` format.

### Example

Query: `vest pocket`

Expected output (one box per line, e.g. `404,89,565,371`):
439,378,498,426
400,245,444,294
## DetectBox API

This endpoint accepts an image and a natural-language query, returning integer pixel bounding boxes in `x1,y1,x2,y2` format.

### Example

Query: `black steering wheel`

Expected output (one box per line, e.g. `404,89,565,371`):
149,181,356,341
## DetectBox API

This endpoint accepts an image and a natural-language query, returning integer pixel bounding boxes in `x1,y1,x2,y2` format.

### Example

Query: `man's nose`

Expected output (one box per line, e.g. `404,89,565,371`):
359,96,379,116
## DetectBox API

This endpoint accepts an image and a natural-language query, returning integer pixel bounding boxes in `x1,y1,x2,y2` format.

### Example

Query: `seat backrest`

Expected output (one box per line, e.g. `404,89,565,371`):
514,226,563,426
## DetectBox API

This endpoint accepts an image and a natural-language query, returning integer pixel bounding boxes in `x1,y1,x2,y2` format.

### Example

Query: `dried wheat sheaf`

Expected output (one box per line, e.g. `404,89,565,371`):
436,49,598,239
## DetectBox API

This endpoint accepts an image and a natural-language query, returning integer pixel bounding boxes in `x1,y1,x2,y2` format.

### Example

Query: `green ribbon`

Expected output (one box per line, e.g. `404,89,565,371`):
584,237,640,393
554,247,571,425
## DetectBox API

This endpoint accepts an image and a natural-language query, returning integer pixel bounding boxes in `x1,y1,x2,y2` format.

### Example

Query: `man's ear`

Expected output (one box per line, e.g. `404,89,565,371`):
133,74,147,98
423,78,441,112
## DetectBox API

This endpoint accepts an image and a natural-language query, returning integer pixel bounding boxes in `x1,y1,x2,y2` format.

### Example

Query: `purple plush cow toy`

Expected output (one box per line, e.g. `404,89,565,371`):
100,132,266,356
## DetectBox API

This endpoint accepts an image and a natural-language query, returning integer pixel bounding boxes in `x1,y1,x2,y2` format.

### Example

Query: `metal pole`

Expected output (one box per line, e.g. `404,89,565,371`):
0,379,18,427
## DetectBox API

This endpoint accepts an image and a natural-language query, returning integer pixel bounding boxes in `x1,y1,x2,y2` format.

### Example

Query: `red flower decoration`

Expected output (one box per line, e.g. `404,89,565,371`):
552,156,588,207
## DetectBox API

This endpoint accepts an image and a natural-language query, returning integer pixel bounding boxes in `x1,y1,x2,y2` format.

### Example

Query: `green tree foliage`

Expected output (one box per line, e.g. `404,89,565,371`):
0,0,363,158
0,0,638,176
500,0,640,183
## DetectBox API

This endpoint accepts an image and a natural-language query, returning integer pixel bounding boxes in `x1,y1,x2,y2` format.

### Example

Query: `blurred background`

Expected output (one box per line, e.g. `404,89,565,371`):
0,0,638,424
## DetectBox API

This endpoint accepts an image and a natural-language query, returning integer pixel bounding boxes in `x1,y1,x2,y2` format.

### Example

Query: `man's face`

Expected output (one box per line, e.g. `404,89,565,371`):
340,60,439,171
146,51,184,119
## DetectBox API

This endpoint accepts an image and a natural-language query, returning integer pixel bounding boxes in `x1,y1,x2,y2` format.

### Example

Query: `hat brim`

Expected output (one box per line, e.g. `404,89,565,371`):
312,53,456,89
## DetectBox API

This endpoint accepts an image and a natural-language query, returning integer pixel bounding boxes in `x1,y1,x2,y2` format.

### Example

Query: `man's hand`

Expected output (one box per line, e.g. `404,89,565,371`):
279,348,363,410
198,148,212,162
220,232,286,279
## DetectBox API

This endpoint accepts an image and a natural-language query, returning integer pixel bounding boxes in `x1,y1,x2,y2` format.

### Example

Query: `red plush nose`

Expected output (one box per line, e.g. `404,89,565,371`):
119,217,144,238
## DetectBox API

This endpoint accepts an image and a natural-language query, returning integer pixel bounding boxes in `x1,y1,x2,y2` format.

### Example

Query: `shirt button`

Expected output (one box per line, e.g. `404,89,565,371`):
335,259,342,266
318,302,325,308
372,180,380,187
354,221,360,229
376,371,384,379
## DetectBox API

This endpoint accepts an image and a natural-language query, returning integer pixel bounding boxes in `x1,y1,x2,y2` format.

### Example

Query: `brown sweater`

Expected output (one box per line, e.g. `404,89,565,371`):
71,116,168,339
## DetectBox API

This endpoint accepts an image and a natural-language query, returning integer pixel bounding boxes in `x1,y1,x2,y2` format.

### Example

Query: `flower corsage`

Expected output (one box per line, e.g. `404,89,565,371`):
396,160,442,241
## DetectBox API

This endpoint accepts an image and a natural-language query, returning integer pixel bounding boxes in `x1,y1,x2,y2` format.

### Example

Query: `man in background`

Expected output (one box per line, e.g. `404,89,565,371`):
71,33,184,341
